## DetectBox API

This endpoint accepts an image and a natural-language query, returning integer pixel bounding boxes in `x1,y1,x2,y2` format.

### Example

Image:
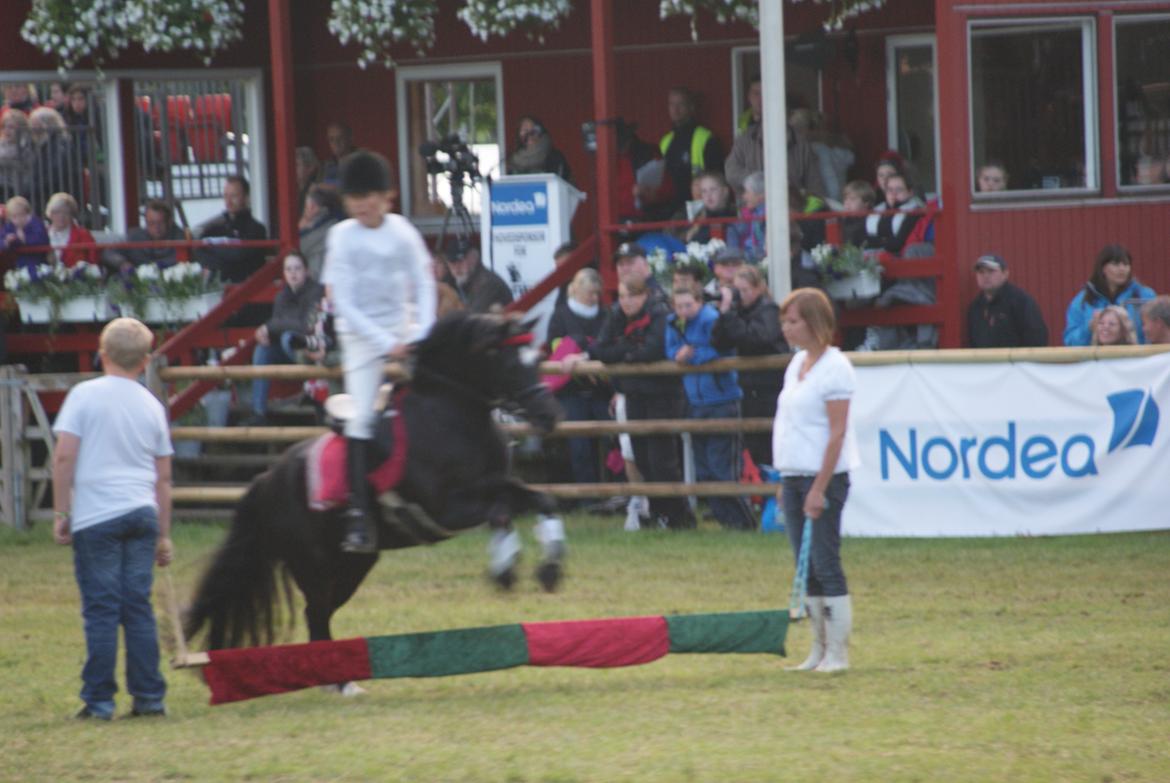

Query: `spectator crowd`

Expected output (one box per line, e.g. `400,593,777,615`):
2,79,1169,533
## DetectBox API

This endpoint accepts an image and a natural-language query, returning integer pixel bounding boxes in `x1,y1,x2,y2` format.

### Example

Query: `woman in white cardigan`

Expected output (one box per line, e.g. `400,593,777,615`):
773,288,861,672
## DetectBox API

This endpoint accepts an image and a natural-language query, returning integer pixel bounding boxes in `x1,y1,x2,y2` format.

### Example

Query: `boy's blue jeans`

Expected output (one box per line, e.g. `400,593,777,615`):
690,401,756,530
71,507,166,717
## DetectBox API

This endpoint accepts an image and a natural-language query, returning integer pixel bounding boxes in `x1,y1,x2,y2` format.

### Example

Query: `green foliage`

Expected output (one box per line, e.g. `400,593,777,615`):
3,520,1168,781
811,241,881,281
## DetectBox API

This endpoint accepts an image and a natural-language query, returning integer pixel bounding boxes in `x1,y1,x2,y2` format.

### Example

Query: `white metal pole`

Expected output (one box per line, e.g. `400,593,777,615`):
759,0,791,302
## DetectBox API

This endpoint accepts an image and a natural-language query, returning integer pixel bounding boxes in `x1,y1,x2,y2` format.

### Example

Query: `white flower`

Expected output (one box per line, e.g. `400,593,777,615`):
3,270,17,291
137,263,160,281
85,263,102,280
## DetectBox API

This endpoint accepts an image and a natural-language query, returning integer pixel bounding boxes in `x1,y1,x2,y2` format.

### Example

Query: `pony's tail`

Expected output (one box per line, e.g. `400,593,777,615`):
183,476,294,650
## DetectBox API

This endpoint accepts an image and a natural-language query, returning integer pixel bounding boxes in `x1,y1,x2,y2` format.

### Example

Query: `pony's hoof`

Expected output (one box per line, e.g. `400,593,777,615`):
320,682,367,696
491,567,517,591
536,561,562,593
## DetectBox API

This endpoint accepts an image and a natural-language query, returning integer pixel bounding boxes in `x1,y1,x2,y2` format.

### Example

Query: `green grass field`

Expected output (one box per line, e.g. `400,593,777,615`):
1,517,1168,782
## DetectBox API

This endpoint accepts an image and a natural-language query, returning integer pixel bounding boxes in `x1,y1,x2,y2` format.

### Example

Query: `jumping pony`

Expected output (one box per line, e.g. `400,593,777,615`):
184,312,565,654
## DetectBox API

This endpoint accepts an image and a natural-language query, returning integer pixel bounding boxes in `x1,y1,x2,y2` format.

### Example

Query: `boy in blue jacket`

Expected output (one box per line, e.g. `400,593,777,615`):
666,284,756,530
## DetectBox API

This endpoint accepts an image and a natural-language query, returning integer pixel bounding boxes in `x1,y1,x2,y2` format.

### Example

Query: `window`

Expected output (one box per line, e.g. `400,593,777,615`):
730,46,821,137
132,76,263,230
1116,16,1170,188
887,35,939,196
969,20,1097,195
0,77,113,229
396,63,504,226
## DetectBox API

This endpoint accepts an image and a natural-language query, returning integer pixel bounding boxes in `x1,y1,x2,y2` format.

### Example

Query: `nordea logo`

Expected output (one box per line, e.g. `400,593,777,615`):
878,388,1158,481
491,198,537,216
1106,389,1159,453
879,423,1097,481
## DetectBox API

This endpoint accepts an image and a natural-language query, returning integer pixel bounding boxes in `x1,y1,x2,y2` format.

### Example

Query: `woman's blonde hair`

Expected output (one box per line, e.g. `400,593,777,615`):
569,267,602,299
1092,305,1138,346
780,287,836,348
46,192,78,219
99,318,155,371
734,265,767,291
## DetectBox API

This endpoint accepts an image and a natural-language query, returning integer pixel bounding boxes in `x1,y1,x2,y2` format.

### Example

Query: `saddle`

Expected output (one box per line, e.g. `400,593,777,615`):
306,387,452,544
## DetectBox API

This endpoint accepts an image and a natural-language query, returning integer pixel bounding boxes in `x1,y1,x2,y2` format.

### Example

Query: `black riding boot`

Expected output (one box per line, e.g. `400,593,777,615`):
341,437,377,554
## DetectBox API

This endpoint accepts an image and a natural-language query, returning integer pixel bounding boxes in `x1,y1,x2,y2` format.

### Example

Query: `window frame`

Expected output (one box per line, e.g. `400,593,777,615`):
0,70,122,230
729,45,822,139
394,61,505,232
885,33,941,197
1113,12,1170,194
967,17,1099,201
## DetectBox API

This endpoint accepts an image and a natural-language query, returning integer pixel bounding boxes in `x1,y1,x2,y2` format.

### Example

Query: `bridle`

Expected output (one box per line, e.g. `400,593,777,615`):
412,331,546,416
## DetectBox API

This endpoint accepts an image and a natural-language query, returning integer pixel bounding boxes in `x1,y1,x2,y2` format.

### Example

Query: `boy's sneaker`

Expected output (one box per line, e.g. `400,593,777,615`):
74,706,112,721
128,706,167,718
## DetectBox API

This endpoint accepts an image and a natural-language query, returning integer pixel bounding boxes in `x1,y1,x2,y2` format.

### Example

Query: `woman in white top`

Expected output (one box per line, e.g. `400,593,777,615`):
773,288,861,673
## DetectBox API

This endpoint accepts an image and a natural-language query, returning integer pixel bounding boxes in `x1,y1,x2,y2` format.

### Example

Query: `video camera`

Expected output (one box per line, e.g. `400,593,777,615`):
419,133,481,182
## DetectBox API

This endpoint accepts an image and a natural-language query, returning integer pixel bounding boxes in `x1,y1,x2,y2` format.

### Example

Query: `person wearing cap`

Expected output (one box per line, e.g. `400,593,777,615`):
447,238,513,313
966,254,1048,348
613,241,668,307
322,150,436,553
1140,296,1170,345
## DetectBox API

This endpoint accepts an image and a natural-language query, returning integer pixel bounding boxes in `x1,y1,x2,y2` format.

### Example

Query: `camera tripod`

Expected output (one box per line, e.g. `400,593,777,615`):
436,181,479,252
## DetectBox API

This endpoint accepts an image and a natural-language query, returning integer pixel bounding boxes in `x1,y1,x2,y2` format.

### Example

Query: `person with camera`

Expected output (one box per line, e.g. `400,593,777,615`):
246,251,326,426
507,115,571,182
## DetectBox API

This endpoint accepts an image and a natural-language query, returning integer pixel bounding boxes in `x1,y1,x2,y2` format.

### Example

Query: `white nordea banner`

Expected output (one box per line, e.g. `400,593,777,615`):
843,353,1170,536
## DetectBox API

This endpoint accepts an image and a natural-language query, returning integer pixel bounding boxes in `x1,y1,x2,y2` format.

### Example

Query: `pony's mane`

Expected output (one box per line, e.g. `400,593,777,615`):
415,311,503,364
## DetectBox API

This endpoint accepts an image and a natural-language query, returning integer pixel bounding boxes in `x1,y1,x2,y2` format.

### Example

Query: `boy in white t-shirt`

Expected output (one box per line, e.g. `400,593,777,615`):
321,150,436,553
52,317,174,719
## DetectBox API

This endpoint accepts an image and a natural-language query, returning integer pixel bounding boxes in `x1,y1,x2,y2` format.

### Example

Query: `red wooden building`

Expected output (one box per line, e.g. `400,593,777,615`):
2,0,1168,351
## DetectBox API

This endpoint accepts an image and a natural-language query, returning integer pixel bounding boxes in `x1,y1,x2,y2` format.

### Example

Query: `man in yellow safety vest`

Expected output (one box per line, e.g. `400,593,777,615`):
658,87,724,217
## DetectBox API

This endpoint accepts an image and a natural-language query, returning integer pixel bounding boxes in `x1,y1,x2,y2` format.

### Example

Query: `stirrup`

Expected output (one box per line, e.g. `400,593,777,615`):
340,509,377,554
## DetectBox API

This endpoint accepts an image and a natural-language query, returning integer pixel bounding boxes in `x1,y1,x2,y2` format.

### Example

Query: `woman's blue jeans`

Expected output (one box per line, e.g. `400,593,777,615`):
251,331,298,416
71,506,166,717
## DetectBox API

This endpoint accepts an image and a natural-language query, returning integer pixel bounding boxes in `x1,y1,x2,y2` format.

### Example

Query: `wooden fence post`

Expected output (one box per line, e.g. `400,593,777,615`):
0,365,28,530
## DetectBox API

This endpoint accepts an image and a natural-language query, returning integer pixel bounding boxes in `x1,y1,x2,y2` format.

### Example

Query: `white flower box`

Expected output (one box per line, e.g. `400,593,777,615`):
16,295,109,324
125,292,223,323
825,268,881,302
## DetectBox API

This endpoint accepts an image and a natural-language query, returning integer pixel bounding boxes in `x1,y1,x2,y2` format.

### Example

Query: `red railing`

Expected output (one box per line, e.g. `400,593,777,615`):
2,237,284,418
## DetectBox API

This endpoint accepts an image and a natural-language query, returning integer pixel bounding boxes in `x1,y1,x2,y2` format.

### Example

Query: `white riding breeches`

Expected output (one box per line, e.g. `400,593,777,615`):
339,333,384,439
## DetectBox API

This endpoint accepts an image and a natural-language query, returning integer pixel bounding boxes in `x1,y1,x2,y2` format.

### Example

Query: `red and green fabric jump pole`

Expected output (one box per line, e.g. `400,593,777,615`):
193,610,788,705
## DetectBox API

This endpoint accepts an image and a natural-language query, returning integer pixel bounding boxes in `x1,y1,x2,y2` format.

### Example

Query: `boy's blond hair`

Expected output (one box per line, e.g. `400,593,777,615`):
4,196,30,216
99,318,154,372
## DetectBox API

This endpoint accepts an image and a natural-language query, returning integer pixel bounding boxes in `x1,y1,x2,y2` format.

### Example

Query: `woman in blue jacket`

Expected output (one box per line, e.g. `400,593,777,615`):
1064,244,1156,346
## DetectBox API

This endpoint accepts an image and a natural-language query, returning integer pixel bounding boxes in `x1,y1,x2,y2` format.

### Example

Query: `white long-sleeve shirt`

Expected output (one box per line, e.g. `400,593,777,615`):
322,214,436,364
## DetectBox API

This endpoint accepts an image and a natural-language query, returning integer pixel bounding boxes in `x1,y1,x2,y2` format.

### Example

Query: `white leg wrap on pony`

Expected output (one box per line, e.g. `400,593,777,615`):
487,529,522,577
535,515,566,560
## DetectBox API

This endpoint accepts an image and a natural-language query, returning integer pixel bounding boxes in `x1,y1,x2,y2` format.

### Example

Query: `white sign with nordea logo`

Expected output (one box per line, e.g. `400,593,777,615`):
842,353,1170,536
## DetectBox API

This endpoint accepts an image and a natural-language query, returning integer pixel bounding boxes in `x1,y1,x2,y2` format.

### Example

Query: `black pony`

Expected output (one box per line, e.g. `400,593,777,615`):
185,312,565,653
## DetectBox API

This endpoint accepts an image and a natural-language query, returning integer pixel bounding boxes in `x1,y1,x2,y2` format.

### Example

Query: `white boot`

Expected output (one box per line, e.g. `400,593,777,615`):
624,496,642,531
786,597,825,671
815,594,852,673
